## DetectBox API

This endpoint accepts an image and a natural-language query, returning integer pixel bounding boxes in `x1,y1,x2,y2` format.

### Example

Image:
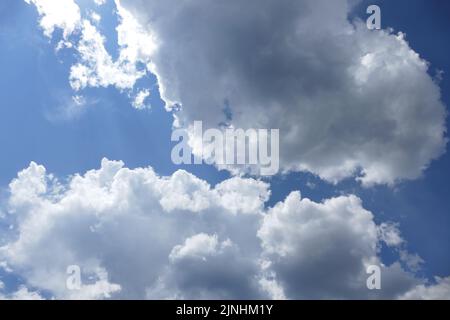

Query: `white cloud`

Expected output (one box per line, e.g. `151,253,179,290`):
25,0,81,38
115,0,157,66
94,0,106,6
89,11,101,25
400,277,450,300
120,0,447,185
0,160,447,299
68,1,157,92
69,19,146,91
26,0,156,105
132,89,150,109
399,251,424,273
0,159,267,299
214,177,270,215
377,222,424,273
0,261,12,273
169,233,230,262
378,222,404,247
0,286,44,300
259,276,287,300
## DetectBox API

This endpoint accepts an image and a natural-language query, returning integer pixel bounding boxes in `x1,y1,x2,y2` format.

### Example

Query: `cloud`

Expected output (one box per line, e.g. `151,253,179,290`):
25,0,156,102
377,222,404,247
25,0,81,39
69,19,146,91
0,159,267,299
258,191,418,299
0,160,448,299
377,222,424,273
68,1,157,92
120,0,447,185
0,285,44,300
169,233,227,262
132,89,150,109
65,267,121,300
94,0,106,6
400,277,450,300
17,0,450,299
43,94,91,122
26,0,447,185
160,234,262,299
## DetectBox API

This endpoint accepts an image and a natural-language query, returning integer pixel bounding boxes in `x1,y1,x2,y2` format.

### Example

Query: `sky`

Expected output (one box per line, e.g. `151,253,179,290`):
0,0,449,299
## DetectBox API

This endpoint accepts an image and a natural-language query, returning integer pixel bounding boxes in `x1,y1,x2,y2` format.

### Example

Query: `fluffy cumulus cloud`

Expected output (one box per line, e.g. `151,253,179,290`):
0,160,267,299
118,0,447,186
258,192,418,299
0,160,448,299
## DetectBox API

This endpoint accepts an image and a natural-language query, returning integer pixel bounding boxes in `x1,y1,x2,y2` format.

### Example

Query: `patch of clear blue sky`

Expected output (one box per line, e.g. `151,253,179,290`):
0,0,449,291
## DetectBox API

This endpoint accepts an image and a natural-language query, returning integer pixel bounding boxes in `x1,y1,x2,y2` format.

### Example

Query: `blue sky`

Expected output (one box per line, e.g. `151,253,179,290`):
0,0,449,299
